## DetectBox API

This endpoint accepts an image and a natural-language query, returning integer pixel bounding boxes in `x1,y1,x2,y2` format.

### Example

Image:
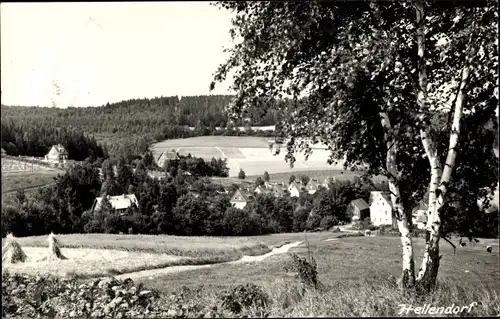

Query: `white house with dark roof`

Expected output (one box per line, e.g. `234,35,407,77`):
44,144,68,163
91,194,139,213
288,181,303,198
306,179,320,195
369,191,396,227
155,150,180,168
230,189,253,209
254,185,268,195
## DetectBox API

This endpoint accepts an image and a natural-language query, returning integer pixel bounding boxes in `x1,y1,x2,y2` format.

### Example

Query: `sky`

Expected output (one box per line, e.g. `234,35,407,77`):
1,2,236,107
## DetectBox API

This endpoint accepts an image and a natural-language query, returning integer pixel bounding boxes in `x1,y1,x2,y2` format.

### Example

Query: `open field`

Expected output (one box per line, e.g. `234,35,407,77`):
151,136,345,177
1,233,335,279
3,232,499,316
1,171,60,195
137,235,500,317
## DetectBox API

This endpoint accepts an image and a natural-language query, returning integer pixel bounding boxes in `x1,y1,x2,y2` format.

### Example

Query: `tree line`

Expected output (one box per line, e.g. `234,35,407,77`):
1,121,107,160
1,95,289,159
3,159,497,238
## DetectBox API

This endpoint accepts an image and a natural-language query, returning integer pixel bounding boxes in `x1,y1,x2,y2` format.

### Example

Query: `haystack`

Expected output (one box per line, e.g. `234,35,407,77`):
2,233,28,264
40,232,67,261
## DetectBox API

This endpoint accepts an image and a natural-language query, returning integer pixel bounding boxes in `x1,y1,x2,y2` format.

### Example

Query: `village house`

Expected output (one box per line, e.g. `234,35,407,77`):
412,213,427,230
306,179,320,195
321,177,334,189
91,194,139,213
288,181,303,198
272,185,287,198
155,150,179,168
254,185,268,195
412,202,428,229
264,180,276,190
230,189,254,209
346,198,370,222
369,191,396,227
44,144,68,163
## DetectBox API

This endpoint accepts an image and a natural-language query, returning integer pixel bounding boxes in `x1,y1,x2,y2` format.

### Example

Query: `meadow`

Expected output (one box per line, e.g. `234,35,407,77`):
2,232,499,316
1,171,60,195
150,136,345,177
1,233,332,279
137,235,500,317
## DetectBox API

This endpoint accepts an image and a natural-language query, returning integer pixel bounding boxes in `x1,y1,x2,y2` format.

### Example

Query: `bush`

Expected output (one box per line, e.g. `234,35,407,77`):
219,284,271,315
2,273,160,318
319,215,338,230
286,253,319,289
305,213,322,231
378,225,400,237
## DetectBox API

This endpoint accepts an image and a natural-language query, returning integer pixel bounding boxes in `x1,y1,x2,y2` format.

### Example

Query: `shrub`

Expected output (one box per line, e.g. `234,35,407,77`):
287,253,319,289
2,273,160,319
320,215,338,230
219,284,271,315
378,225,400,237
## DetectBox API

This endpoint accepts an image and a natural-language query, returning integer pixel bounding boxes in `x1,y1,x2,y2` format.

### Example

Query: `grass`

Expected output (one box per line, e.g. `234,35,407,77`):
1,171,60,194
151,136,273,149
3,232,498,316
0,232,336,280
137,235,500,317
1,233,276,258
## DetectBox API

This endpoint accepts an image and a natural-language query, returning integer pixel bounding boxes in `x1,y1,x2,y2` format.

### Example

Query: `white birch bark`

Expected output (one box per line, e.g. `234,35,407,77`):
380,112,416,288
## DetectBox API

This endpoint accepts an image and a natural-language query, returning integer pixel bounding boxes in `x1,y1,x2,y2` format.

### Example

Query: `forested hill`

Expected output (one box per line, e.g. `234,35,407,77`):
1,95,281,159
1,95,279,135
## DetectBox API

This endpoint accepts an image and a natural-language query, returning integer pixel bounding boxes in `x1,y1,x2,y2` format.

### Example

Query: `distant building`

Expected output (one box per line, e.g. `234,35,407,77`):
91,194,139,213
347,198,370,222
1,148,6,156
306,179,320,195
155,150,180,168
264,181,276,190
288,181,302,198
44,144,68,163
369,191,396,227
254,185,268,195
272,185,286,198
230,189,254,209
412,212,427,230
321,177,334,189
412,201,428,229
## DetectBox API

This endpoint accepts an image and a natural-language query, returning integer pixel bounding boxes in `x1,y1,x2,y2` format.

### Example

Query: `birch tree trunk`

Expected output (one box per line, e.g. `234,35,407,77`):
416,66,470,290
379,112,416,289
413,0,442,291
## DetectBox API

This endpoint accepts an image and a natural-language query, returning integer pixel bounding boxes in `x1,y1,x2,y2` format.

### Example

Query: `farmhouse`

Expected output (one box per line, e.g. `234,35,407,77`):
254,185,268,195
264,180,276,190
369,191,396,227
230,189,253,209
44,144,68,163
272,185,286,198
411,201,428,229
288,181,303,198
306,179,320,194
155,150,179,168
91,194,139,213
346,198,370,222
412,212,427,229
321,177,334,189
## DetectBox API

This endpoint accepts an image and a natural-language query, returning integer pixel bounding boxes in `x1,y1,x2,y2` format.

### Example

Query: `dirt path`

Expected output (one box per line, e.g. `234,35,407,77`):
110,241,303,281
